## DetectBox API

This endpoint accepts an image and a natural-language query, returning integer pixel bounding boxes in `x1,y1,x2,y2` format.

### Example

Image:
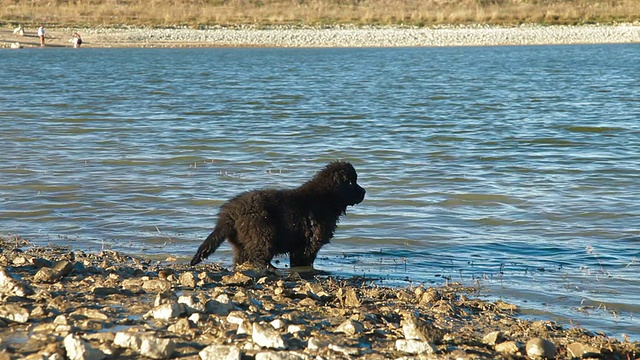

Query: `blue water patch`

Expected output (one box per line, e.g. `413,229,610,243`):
1,44,639,340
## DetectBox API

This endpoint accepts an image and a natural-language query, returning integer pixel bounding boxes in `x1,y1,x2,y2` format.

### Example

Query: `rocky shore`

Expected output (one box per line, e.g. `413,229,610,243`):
0,235,637,359
2,23,640,48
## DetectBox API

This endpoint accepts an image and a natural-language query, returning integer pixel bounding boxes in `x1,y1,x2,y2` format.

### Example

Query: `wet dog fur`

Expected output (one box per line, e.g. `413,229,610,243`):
190,161,365,268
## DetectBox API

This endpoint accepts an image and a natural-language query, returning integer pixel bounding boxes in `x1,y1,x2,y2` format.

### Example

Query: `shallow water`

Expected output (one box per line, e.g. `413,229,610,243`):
1,44,639,339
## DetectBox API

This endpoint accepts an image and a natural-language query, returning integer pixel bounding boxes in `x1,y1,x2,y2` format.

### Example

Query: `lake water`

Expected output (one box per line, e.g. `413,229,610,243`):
1,44,639,340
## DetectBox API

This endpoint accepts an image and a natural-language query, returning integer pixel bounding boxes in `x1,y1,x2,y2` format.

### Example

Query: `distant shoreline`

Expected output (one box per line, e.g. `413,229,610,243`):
2,24,640,49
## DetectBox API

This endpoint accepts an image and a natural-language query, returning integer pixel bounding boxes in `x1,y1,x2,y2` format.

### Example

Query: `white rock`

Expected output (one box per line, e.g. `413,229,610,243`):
255,351,310,360
145,302,186,321
189,312,203,324
178,294,205,313
269,318,285,330
226,311,247,325
0,304,29,323
114,331,176,359
287,324,304,334
395,339,437,354
252,322,285,349
63,334,106,360
0,267,33,297
526,338,556,359
335,319,364,336
237,319,253,335
198,345,241,360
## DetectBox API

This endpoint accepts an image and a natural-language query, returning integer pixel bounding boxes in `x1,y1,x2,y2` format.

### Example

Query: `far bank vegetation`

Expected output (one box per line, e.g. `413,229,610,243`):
2,0,639,28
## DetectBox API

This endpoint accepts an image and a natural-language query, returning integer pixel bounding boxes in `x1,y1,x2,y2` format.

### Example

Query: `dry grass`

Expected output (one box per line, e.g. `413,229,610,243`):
1,0,639,28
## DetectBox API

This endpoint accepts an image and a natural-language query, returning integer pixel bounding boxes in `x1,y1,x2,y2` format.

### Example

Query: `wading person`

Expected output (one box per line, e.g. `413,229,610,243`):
38,25,45,46
72,32,82,48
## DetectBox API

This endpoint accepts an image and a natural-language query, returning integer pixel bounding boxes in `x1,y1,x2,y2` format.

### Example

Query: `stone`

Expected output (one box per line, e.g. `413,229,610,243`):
198,345,241,360
237,320,253,335
395,339,437,354
12,256,28,265
188,313,203,324
33,267,60,283
252,322,286,350
328,343,362,356
418,288,441,306
145,302,186,321
222,272,252,286
114,331,176,359
33,258,53,268
92,287,120,296
287,324,304,334
0,267,34,297
482,331,504,345
344,288,360,307
168,318,193,335
495,341,520,354
63,334,106,360
401,312,443,343
226,311,248,325
142,279,172,293
205,298,235,316
567,342,601,358
54,315,69,325
270,318,285,330
121,278,144,291
335,319,364,336
525,338,556,359
52,260,75,276
70,308,109,321
255,352,310,360
178,294,205,313
178,272,196,287
0,304,29,323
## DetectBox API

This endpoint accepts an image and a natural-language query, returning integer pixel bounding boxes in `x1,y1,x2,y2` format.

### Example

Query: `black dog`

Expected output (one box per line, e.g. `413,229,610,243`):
190,161,365,268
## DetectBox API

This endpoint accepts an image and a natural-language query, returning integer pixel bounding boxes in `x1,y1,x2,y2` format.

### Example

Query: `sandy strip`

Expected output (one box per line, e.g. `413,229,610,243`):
2,24,640,48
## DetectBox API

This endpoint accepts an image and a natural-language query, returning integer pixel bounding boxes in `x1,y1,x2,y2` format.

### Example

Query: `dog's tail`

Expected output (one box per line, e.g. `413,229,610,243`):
190,217,232,266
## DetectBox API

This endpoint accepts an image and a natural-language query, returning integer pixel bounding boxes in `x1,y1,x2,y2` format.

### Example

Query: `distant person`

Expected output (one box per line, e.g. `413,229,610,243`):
38,25,45,46
72,32,82,48
13,25,24,36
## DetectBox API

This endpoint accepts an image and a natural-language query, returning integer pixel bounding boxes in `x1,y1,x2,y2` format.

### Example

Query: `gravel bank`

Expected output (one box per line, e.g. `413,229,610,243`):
87,24,640,47
3,24,640,48
0,235,638,359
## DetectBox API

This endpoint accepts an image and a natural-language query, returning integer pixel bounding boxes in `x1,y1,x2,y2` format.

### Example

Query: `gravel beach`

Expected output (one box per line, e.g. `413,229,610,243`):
0,235,638,359
2,23,640,48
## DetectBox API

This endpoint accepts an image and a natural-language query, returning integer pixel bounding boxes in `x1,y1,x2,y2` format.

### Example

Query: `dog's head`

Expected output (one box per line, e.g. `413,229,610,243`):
314,161,366,208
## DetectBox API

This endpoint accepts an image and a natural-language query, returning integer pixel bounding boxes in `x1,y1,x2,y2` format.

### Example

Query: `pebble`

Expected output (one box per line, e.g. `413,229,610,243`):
63,334,106,360
145,302,186,321
199,345,241,360
254,352,310,360
335,319,364,336
495,340,521,354
482,330,504,345
525,337,557,359
252,322,286,349
113,331,176,359
33,267,59,283
395,339,437,354
142,279,172,293
567,342,601,358
0,304,29,323
0,267,33,296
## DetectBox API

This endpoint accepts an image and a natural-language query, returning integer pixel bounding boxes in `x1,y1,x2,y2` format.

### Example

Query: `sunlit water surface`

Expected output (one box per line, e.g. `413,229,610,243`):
1,45,639,339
